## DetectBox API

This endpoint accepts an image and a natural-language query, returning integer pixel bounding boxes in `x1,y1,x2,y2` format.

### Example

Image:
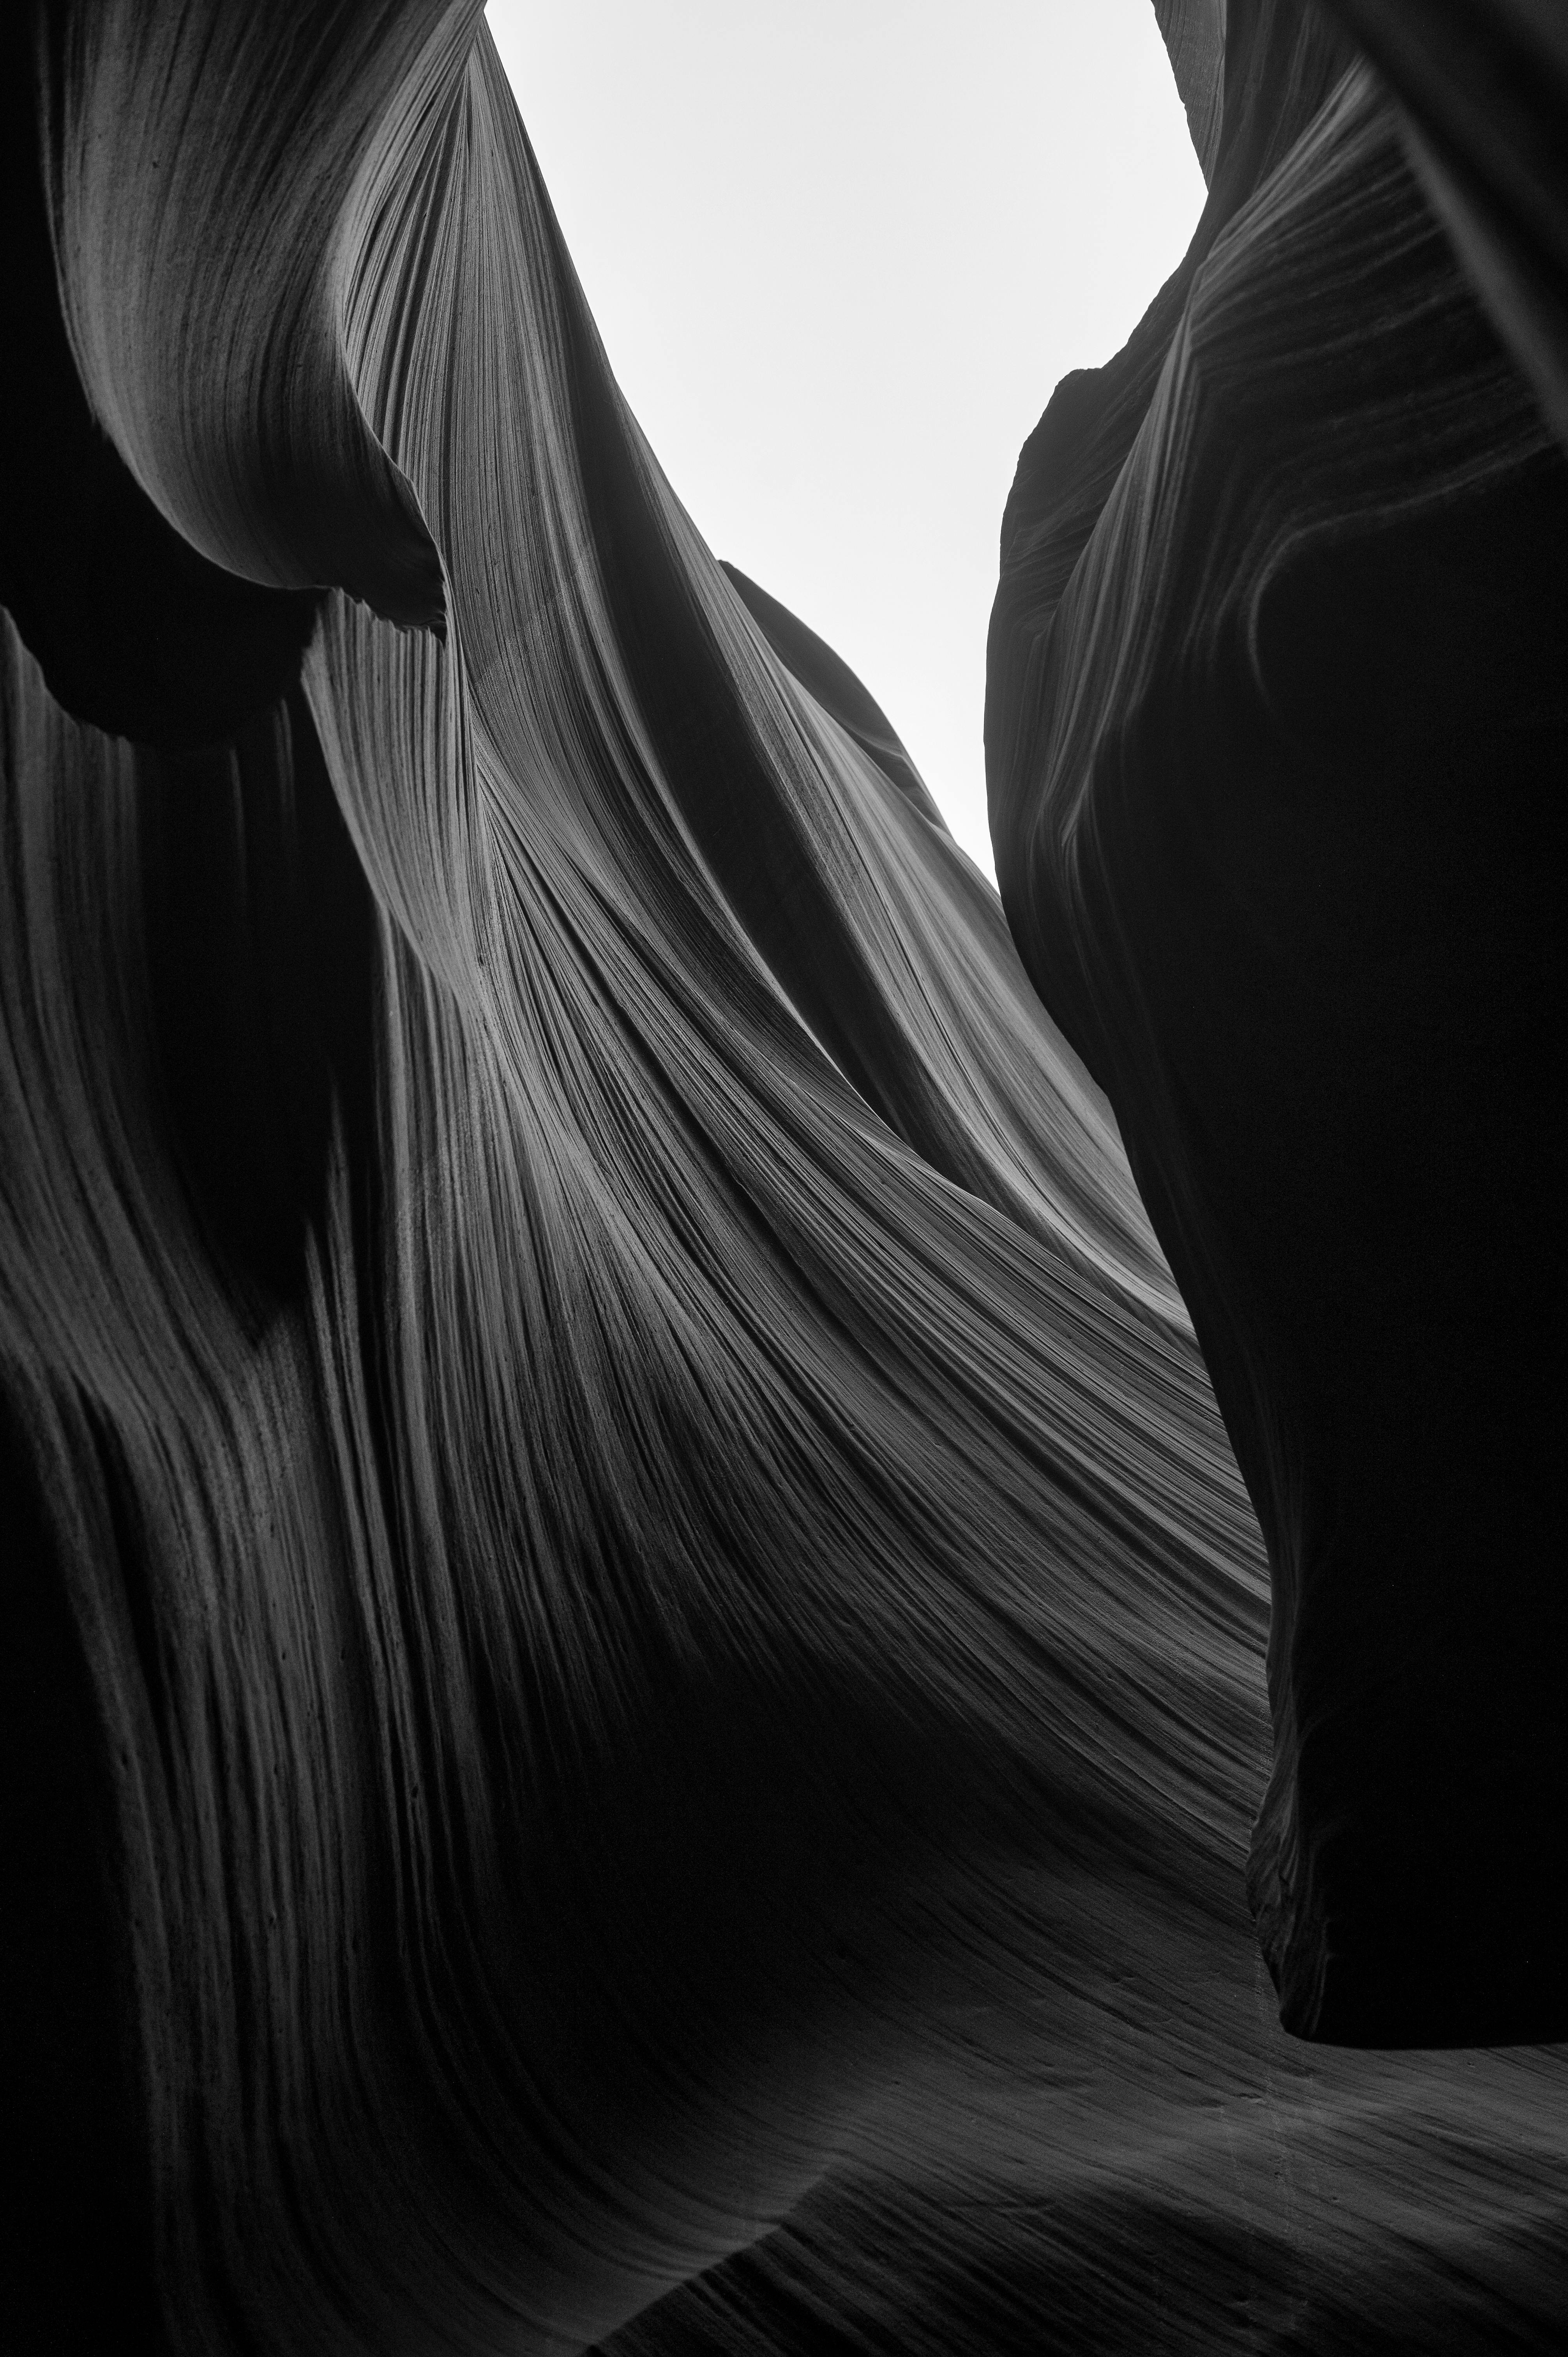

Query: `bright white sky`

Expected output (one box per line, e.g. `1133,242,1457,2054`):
485,2,1204,879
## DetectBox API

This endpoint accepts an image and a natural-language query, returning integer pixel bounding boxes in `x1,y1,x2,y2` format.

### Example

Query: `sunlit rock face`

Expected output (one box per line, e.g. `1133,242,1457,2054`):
989,0,1568,2045
3,4,1566,2354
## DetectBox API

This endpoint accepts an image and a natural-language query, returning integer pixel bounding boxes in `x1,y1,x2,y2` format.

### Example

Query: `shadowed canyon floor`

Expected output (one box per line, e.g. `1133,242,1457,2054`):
2,2,1564,2352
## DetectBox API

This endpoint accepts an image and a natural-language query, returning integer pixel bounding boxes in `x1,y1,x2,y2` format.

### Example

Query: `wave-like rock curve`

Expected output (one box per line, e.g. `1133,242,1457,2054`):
990,0,1568,2045
3,3,1566,2352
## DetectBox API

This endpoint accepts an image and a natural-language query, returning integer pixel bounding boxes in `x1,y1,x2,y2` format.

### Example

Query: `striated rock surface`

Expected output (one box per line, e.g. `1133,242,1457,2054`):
990,0,1568,2045
1324,0,1568,448
2,4,1565,2353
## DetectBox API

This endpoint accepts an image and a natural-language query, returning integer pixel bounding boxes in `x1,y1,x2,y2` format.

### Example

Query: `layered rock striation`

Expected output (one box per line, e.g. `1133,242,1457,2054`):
990,0,1568,2043
3,2,1566,2352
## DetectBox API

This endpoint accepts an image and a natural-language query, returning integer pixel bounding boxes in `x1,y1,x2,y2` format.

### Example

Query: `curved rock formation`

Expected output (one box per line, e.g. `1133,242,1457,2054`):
3,4,1566,2353
1324,0,1568,448
990,0,1568,2044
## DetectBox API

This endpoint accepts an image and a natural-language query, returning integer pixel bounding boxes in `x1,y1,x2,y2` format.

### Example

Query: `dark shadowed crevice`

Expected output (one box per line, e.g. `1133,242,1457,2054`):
0,1401,166,2357
140,685,379,1322
0,6,319,749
